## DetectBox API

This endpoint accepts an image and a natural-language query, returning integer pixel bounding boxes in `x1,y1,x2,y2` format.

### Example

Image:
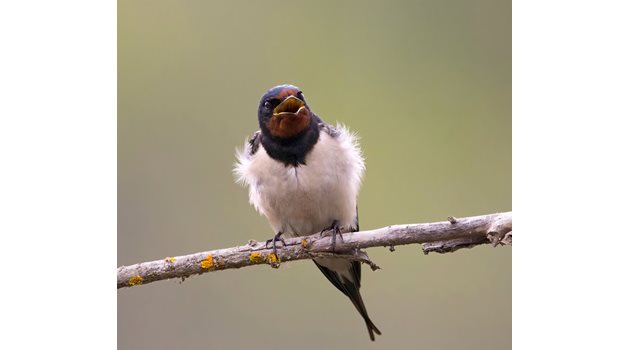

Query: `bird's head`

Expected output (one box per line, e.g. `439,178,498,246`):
258,84,312,140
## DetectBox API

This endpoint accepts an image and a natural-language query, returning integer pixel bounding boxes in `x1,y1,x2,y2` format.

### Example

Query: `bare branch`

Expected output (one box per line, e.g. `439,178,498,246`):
118,211,511,289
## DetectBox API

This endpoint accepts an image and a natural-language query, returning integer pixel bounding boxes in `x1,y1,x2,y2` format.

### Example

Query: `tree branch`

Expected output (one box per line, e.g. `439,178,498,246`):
118,211,511,289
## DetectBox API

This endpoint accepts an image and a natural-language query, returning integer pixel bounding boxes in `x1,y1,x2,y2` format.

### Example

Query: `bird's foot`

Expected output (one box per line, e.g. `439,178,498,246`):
265,232,286,259
320,220,343,251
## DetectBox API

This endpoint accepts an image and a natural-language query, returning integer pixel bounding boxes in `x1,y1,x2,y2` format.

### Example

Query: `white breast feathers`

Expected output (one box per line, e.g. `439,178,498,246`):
234,124,365,237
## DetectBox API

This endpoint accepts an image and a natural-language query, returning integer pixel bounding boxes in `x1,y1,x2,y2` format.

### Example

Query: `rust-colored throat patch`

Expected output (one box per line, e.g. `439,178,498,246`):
268,96,310,138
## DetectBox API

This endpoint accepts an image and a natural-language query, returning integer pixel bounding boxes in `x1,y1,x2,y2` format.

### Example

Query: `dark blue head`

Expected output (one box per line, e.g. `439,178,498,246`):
256,84,320,166
258,84,312,139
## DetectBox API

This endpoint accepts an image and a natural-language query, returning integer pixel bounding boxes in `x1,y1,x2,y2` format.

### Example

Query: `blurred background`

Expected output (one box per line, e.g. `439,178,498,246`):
118,0,511,349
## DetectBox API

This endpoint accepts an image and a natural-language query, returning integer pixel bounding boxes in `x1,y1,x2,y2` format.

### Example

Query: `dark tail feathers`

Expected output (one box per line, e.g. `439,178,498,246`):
348,287,382,341
313,260,382,341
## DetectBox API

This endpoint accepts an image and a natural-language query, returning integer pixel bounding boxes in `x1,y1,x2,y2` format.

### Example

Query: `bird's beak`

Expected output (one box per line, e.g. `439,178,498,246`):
273,96,306,116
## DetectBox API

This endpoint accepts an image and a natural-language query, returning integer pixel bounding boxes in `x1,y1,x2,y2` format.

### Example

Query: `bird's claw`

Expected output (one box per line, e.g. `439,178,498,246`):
265,232,286,258
320,220,343,251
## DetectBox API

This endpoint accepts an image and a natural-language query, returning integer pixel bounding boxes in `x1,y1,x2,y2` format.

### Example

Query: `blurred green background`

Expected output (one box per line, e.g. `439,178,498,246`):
118,0,511,349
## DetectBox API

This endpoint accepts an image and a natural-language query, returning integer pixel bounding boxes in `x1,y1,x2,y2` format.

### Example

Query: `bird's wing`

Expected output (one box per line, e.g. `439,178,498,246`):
233,130,261,188
352,205,361,283
246,130,262,156
318,122,341,138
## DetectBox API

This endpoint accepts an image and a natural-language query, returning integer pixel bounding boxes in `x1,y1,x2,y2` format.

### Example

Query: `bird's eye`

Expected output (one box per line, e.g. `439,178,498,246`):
297,91,304,100
264,101,271,109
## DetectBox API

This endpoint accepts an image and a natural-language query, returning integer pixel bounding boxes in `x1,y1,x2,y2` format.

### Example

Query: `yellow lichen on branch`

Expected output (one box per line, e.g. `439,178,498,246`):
200,254,214,269
267,253,280,268
249,252,265,263
249,252,281,267
128,276,143,286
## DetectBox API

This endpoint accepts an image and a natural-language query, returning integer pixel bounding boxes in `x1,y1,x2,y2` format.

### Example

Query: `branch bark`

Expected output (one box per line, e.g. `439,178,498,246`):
118,211,512,289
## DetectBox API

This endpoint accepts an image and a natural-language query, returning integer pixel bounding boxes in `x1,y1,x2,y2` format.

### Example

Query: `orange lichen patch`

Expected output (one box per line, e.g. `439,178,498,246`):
165,257,176,263
301,239,310,248
128,276,143,286
249,252,265,264
200,254,214,269
266,253,280,268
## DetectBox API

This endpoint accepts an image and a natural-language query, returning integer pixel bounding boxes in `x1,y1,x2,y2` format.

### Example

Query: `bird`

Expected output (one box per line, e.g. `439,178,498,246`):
234,84,381,341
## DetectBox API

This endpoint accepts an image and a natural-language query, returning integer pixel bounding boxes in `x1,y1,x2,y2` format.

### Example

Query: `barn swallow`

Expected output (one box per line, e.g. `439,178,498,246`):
234,84,381,341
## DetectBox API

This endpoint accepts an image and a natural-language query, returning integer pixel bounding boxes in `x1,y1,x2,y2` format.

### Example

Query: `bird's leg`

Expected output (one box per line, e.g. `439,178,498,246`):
320,220,343,251
265,231,286,258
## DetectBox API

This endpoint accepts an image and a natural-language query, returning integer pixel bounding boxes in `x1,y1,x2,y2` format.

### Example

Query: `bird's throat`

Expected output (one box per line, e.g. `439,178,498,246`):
267,108,311,139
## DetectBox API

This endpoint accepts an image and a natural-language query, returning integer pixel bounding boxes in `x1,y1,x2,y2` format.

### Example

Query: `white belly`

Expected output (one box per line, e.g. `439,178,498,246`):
235,126,364,237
